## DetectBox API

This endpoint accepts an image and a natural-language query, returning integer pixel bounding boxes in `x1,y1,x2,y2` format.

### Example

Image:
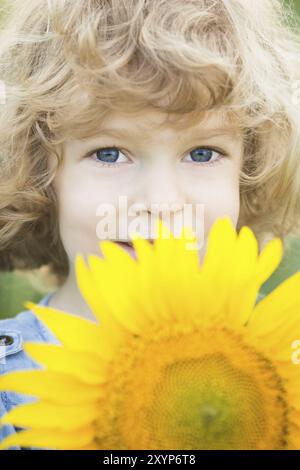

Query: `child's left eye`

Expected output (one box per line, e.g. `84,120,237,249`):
183,147,226,166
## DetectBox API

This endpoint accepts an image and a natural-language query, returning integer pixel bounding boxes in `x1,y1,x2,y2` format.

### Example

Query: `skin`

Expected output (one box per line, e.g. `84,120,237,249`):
47,106,244,320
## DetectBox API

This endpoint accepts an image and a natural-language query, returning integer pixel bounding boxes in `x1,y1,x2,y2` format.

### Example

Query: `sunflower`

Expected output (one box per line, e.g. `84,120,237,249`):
0,217,300,450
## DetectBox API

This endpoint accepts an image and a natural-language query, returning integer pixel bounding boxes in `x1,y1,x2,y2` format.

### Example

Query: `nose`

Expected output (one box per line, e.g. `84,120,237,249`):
142,164,185,219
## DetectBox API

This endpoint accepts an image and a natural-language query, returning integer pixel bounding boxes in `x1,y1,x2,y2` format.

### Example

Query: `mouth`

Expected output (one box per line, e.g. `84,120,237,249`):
114,239,155,259
115,240,155,246
114,240,136,259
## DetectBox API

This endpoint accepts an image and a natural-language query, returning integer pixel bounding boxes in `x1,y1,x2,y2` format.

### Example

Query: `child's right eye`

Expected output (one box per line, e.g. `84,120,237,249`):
86,146,130,168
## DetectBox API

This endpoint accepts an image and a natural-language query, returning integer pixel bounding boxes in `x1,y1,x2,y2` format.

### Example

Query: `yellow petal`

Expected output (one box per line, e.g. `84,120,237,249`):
150,224,202,324
202,217,237,273
23,342,107,385
255,238,283,285
24,301,111,360
248,271,300,337
250,311,300,362
196,217,238,322
235,237,283,329
129,221,198,325
167,226,203,323
131,232,155,264
88,253,152,333
0,370,102,405
75,254,126,351
225,225,259,327
129,234,174,323
75,255,130,357
1,400,99,430
0,425,96,450
99,238,138,268
148,226,183,323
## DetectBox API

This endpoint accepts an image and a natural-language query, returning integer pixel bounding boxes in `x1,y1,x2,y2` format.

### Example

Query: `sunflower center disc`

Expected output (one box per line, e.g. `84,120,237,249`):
96,326,289,450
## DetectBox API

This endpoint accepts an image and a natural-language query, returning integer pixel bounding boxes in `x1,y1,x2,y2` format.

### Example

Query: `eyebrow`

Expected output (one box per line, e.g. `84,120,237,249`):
96,126,241,141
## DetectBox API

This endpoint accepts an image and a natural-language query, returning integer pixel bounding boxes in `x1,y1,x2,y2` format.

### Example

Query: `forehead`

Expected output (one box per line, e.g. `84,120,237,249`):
105,107,234,129
61,86,243,143
97,106,237,133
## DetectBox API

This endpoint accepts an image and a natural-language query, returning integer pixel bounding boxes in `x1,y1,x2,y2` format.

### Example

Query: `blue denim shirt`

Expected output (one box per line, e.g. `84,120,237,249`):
0,290,267,449
0,292,59,450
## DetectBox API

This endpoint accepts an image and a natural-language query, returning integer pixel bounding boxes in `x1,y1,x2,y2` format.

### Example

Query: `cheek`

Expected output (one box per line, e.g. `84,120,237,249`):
202,178,240,225
193,174,240,257
54,170,119,261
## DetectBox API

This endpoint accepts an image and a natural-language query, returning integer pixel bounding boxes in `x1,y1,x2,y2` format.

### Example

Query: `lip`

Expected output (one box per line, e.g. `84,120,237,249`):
115,240,155,246
115,241,137,259
115,239,155,260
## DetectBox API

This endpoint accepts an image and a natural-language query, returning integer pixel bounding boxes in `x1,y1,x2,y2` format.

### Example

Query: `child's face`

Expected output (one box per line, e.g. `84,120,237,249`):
51,107,243,267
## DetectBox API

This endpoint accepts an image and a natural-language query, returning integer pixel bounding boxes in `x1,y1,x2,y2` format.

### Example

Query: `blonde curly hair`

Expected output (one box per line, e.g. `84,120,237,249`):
0,0,300,286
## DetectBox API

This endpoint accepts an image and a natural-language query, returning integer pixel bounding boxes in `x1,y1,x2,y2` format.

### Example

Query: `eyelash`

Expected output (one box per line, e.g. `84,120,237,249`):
84,145,228,168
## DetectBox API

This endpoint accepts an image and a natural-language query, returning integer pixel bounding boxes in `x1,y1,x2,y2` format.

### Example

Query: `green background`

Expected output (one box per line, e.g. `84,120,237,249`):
0,0,300,318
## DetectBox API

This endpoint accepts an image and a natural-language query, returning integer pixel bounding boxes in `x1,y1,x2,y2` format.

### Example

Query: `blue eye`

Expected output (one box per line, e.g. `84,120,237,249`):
185,147,224,165
191,148,213,162
94,147,126,164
